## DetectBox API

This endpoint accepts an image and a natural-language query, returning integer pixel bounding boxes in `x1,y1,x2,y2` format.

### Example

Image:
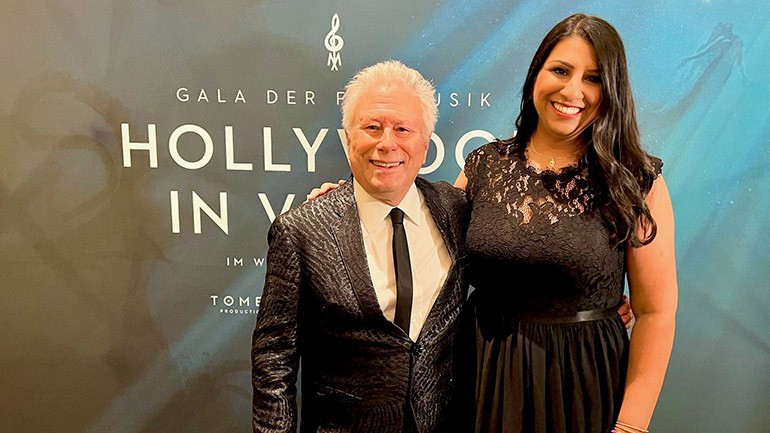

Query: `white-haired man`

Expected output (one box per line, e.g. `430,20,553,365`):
251,60,471,433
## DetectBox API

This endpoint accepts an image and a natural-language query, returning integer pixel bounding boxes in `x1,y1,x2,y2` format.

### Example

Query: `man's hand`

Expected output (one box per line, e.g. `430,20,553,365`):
618,294,634,329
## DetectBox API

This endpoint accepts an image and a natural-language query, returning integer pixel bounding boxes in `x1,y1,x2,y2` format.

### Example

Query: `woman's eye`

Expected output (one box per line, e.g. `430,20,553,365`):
552,67,568,76
586,75,602,84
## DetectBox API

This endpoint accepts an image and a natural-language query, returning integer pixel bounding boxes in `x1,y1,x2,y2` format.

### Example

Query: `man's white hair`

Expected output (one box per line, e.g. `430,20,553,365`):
341,60,437,138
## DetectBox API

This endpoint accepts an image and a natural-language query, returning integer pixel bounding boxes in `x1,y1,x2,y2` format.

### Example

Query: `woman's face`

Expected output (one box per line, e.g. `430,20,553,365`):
532,36,603,143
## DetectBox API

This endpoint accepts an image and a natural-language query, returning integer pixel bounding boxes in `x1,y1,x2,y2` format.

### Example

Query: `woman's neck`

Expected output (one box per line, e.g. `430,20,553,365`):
526,130,586,170
529,129,585,154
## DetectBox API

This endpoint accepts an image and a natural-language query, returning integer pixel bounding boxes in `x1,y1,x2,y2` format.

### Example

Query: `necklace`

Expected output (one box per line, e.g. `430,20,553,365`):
528,141,584,168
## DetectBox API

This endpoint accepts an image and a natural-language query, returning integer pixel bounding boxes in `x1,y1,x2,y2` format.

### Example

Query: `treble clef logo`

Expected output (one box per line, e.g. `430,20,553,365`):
324,13,344,71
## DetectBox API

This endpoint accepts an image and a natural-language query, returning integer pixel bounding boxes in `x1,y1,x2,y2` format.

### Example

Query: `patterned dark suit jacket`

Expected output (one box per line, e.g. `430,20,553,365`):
252,177,470,433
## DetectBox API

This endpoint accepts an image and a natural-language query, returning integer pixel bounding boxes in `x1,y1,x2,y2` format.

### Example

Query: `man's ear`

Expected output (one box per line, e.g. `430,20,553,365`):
420,133,431,163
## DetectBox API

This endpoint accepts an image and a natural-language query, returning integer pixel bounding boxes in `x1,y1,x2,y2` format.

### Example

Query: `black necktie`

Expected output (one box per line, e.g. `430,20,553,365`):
390,208,413,335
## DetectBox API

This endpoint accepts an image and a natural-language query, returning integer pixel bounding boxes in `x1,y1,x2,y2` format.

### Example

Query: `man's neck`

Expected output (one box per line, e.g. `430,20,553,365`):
352,179,420,209
352,179,416,207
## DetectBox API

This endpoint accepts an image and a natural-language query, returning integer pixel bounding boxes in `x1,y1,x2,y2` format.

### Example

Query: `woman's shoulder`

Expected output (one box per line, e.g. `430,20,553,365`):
464,138,524,182
647,154,663,177
636,154,664,196
466,138,519,163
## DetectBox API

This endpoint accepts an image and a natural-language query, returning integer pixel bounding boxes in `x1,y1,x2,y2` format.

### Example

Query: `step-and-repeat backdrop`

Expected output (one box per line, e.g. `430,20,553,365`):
1,1,768,432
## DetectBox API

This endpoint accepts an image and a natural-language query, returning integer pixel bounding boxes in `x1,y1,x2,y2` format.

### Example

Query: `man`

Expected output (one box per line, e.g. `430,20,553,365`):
251,60,470,433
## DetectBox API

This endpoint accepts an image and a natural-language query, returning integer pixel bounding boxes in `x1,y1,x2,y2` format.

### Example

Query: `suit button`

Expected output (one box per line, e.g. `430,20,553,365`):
412,344,424,356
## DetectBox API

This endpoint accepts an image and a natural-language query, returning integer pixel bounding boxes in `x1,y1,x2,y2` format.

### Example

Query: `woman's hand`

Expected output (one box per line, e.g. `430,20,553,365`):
305,180,345,202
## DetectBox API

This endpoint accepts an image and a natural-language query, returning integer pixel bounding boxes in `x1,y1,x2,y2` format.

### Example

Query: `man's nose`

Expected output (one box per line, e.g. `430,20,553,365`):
376,128,398,150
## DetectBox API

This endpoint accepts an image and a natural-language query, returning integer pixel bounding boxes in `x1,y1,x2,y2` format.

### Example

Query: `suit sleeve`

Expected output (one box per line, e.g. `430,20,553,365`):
252,217,302,433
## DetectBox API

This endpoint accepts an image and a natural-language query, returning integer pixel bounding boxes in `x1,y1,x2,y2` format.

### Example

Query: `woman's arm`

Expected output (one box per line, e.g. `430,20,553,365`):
454,170,468,189
308,170,467,201
305,179,345,201
616,175,678,431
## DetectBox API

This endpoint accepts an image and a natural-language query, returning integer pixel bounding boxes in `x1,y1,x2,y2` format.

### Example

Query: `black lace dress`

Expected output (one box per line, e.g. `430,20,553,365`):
464,142,661,433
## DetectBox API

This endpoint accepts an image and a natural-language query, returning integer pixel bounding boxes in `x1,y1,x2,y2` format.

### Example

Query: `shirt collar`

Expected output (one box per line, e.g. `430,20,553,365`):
353,179,422,235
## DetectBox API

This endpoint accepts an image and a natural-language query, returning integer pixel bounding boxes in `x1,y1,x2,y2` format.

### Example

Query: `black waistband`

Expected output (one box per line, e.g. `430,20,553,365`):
514,305,619,324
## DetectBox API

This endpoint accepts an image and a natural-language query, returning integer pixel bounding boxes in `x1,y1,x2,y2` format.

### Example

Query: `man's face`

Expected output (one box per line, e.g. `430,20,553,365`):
346,83,429,205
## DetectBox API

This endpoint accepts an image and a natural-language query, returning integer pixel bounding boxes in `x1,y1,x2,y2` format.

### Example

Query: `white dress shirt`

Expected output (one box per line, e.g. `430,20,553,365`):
353,180,452,341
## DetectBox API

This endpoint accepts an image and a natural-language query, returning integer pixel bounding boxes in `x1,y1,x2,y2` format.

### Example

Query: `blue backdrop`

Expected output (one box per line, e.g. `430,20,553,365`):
0,1,768,432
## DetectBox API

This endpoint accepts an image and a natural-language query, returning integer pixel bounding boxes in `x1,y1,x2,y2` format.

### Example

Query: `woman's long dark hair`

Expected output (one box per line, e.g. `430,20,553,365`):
509,13,657,247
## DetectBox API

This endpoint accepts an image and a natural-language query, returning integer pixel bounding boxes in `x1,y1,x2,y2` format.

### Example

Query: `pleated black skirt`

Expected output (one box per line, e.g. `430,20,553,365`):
473,311,629,433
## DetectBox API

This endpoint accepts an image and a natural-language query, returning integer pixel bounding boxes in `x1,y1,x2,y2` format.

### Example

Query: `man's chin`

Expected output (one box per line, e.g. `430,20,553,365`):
369,186,408,205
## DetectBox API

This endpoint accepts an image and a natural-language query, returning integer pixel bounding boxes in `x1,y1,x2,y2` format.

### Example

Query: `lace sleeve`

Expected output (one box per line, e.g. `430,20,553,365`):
463,145,485,201
649,155,663,177
641,155,664,196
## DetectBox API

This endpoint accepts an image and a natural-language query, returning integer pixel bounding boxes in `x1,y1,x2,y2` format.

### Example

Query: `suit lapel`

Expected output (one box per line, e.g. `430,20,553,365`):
331,182,388,321
416,178,463,341
331,178,463,339
417,178,459,260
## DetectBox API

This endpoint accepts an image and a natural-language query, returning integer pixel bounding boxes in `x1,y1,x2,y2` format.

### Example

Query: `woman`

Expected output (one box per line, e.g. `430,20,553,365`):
308,13,676,433
456,13,677,433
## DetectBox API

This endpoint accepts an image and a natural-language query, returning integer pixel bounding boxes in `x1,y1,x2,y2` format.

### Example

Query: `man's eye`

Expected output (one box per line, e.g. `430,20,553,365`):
364,125,379,130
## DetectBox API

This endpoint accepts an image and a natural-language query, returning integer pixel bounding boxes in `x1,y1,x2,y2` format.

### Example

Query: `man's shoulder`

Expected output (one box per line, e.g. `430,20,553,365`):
272,181,355,232
416,177,466,203
415,177,468,224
